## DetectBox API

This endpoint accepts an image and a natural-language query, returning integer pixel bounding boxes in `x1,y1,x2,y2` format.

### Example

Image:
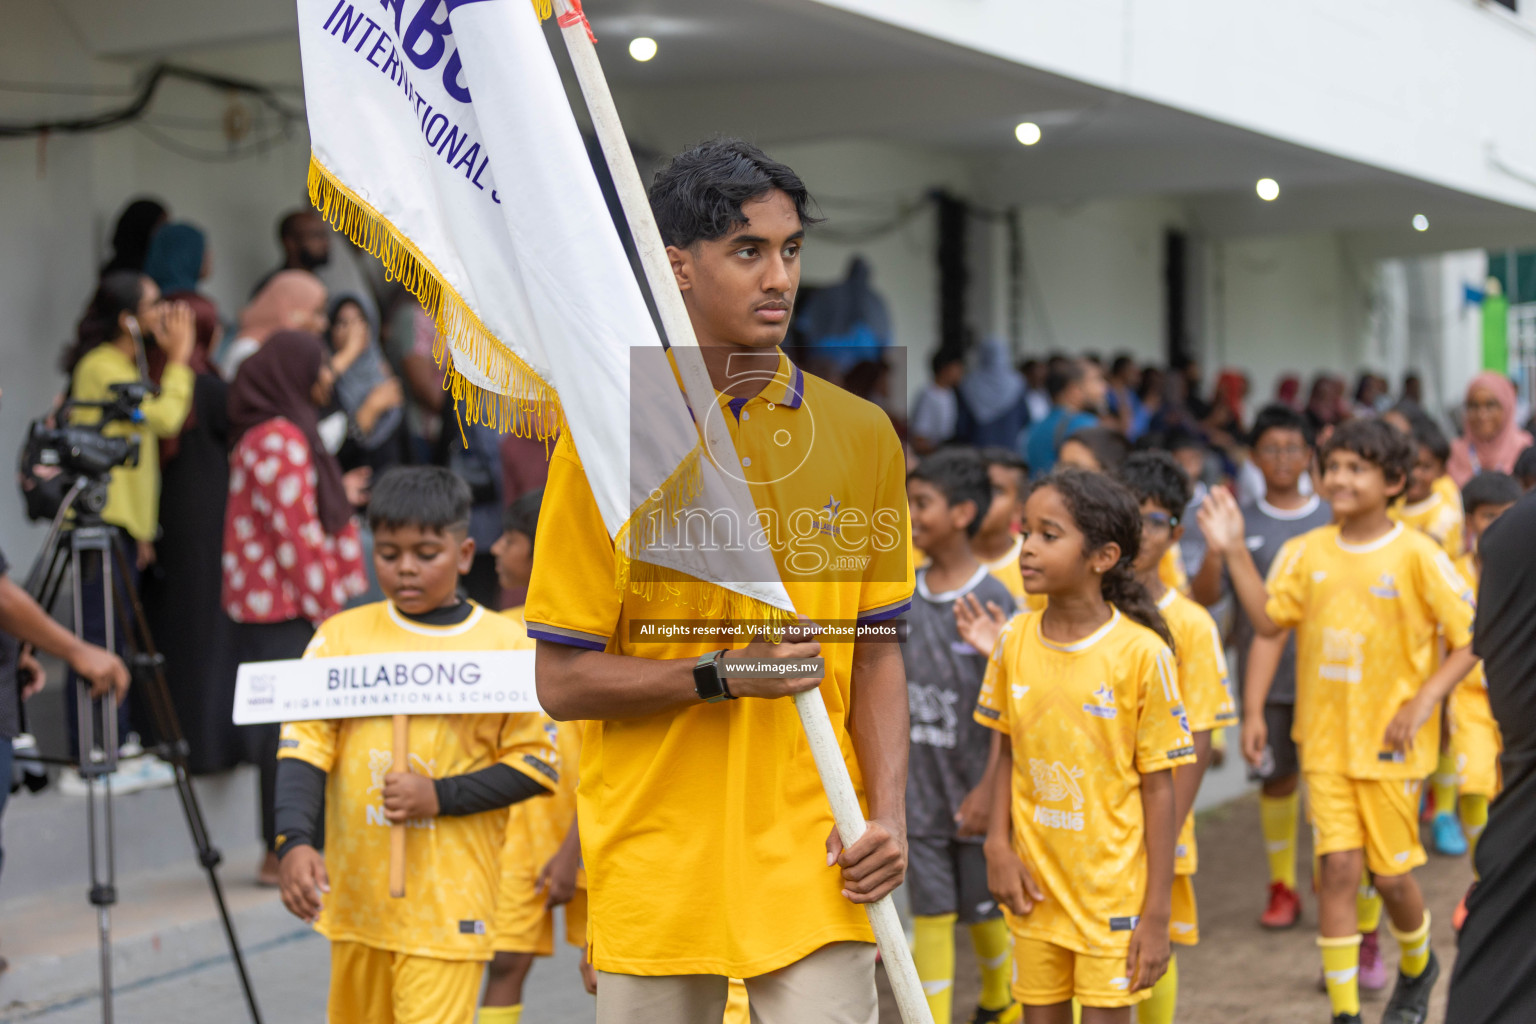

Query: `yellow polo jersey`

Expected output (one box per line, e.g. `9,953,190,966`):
278,601,560,961
973,608,1194,956
1393,481,1464,558
1157,589,1237,877
1265,523,1475,780
524,351,914,978
498,608,584,886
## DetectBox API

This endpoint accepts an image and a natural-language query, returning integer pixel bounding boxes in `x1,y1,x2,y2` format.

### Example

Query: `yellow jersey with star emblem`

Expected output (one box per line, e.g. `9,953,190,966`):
1393,477,1464,558
1265,523,1475,780
277,601,559,961
525,350,914,978
1157,588,1237,876
974,608,1194,955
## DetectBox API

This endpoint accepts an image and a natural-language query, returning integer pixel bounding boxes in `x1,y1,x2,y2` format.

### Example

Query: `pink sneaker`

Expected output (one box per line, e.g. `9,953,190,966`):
1359,929,1389,991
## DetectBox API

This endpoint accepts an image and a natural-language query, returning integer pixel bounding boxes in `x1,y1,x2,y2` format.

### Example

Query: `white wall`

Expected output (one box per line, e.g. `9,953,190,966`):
812,0,1536,216
0,10,313,563
1017,197,1186,363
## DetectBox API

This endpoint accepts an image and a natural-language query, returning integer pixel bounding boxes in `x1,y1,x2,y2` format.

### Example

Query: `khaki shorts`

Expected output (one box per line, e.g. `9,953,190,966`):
595,941,876,1024
327,940,484,1024
1306,771,1427,877
1012,936,1146,1009
1169,873,1198,946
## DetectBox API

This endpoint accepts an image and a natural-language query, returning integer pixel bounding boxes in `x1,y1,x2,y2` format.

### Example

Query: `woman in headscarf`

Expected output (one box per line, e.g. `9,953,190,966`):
140,294,241,785
218,270,328,379
957,336,1028,447
325,294,406,474
1449,371,1534,484
222,331,367,883
101,198,167,275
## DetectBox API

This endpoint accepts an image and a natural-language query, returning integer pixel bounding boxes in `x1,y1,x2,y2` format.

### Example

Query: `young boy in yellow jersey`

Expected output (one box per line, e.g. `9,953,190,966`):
976,468,1193,1024
275,468,561,1024
974,447,1030,604
905,450,1020,1024
1202,419,1479,1024
480,487,591,1024
1117,453,1237,1024
1449,474,1520,893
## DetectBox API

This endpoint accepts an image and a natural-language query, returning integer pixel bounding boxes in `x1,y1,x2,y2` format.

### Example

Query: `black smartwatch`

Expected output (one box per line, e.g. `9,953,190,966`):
693,650,735,703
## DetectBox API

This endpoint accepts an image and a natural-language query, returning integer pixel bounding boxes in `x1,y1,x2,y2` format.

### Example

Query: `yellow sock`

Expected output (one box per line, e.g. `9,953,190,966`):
1357,880,1384,934
1433,752,1458,816
724,978,750,1023
1391,911,1432,979
913,914,956,1024
1260,792,1300,889
968,917,1013,1011
478,1007,521,1024
1138,953,1177,1024
1319,934,1362,1017
1461,793,1490,865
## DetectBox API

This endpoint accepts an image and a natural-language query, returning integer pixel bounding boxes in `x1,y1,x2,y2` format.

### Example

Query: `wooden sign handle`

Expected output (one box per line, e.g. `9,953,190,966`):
388,714,408,898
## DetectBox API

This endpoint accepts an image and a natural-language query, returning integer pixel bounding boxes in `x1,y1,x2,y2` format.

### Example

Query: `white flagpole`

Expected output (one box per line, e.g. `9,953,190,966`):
549,7,932,1022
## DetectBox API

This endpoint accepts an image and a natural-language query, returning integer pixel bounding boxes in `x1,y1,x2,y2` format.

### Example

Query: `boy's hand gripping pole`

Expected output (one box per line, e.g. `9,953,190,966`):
549,4,933,1020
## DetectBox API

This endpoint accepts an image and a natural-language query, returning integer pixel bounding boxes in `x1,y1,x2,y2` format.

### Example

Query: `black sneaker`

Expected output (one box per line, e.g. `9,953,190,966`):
968,1004,1021,1024
1382,950,1440,1024
1332,1014,1363,1024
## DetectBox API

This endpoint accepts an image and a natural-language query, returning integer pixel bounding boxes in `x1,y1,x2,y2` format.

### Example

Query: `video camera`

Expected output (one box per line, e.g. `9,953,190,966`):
20,382,151,521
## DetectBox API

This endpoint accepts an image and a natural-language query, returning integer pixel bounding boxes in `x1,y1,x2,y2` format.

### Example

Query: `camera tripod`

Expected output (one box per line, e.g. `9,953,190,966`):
24,478,262,1024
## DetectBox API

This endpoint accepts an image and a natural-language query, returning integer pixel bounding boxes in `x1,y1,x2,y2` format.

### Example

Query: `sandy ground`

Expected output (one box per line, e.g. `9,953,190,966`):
879,790,1470,1024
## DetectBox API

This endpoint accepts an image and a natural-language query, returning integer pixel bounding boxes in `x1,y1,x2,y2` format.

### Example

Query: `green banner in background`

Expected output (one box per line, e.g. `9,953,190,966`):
1484,286,1509,373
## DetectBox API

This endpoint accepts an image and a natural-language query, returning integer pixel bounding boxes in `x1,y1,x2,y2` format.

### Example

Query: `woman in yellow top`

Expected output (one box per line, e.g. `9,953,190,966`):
64,270,197,565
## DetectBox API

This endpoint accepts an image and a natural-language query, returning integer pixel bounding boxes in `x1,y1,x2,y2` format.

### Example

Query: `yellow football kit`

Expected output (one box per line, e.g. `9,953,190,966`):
278,601,559,1024
1393,480,1464,558
1157,589,1237,946
1265,523,1475,874
974,608,1194,1007
525,351,914,979
1449,555,1502,799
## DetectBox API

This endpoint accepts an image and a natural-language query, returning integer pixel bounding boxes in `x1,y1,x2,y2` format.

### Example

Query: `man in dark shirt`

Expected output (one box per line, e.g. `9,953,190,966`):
1447,490,1536,1024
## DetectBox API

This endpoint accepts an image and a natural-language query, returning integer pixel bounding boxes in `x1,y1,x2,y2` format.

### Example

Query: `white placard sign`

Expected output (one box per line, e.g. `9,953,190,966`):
232,651,542,724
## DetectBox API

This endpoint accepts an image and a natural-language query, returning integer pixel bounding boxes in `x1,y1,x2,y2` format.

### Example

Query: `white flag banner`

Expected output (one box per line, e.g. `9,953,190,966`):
297,0,793,618
232,651,542,724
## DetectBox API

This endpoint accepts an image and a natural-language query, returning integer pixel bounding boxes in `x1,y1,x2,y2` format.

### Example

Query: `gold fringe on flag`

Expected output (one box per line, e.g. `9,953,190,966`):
308,154,560,443
307,153,794,623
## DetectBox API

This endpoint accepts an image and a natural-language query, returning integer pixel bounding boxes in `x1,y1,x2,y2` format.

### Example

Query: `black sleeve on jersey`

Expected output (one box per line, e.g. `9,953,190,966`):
434,763,548,816
273,758,327,859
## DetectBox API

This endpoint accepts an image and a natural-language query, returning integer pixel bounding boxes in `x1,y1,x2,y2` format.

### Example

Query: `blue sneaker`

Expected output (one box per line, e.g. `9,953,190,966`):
1432,812,1468,856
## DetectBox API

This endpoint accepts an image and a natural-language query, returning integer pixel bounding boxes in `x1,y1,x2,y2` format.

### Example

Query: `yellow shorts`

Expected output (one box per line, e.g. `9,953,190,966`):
491,875,588,955
1449,684,1503,799
1012,936,1146,1008
1169,873,1198,946
327,940,484,1024
1306,772,1427,877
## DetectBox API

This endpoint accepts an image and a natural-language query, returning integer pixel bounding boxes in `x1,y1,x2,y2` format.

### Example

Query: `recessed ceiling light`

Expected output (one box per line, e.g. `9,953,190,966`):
1412,214,1429,232
628,37,658,62
1256,178,1280,201
1014,122,1042,146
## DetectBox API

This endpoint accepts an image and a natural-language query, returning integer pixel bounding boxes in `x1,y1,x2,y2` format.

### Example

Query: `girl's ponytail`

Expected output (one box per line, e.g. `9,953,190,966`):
1101,560,1174,650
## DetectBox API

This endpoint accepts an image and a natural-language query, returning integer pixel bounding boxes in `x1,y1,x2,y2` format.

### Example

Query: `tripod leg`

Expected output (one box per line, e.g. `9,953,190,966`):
73,537,117,1024
107,542,265,1024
